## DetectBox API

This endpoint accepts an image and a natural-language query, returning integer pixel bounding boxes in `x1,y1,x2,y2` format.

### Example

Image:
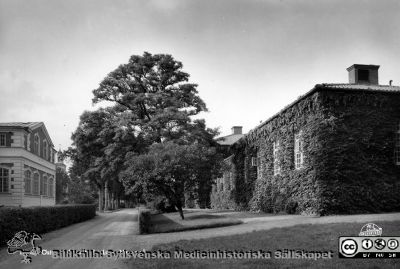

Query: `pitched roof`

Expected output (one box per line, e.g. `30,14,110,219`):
0,122,54,146
0,122,42,129
216,134,245,145
245,83,400,140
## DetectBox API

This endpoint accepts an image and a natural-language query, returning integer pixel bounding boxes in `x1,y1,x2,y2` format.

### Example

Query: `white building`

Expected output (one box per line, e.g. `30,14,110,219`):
0,122,56,206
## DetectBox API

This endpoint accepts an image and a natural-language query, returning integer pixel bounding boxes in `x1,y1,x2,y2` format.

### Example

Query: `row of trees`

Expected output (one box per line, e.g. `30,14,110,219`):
65,52,222,218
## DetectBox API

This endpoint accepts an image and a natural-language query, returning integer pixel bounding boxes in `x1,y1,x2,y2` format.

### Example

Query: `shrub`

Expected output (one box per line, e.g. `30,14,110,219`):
285,200,299,214
0,204,96,247
138,208,152,234
147,197,176,213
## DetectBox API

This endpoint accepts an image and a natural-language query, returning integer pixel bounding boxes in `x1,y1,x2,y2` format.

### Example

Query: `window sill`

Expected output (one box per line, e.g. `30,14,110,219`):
0,192,11,195
24,194,54,198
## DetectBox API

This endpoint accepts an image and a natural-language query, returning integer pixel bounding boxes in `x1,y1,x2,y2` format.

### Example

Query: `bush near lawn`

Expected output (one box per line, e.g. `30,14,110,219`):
138,208,152,234
0,204,96,247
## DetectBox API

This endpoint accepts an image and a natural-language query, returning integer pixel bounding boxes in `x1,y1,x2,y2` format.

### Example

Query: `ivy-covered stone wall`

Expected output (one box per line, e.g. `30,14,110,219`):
316,90,400,215
212,88,400,215
210,156,239,209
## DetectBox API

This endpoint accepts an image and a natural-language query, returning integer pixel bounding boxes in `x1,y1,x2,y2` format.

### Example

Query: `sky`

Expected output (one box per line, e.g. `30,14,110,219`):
1,0,400,150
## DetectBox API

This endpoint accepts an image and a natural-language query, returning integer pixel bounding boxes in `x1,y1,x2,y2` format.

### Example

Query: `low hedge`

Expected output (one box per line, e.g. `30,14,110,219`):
138,208,152,234
0,204,96,247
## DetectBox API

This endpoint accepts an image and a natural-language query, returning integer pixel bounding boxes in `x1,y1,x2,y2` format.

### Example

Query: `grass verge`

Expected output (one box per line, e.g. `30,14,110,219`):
130,220,400,268
147,210,243,233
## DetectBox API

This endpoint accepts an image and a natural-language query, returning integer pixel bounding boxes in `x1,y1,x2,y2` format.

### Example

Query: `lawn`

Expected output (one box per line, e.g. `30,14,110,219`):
129,220,400,268
148,210,243,233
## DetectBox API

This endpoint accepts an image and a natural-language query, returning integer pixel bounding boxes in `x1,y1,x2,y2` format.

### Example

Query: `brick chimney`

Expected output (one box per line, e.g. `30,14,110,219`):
231,126,242,135
347,64,379,85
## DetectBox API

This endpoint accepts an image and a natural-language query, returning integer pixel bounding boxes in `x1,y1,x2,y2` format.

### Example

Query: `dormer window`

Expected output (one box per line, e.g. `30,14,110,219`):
34,134,40,154
43,140,48,159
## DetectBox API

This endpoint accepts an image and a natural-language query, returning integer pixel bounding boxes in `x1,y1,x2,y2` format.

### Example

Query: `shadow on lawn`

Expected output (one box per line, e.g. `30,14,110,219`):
149,213,185,232
148,212,242,234
185,214,225,220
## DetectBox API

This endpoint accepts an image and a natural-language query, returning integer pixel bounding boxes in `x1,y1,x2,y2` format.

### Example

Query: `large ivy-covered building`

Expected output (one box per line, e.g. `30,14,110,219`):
211,64,400,215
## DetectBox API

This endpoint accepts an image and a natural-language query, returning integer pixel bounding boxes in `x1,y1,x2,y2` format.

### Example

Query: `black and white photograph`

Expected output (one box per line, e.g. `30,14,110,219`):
0,0,400,268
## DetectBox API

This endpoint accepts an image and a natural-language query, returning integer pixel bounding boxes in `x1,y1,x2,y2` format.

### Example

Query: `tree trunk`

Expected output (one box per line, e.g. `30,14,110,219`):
176,199,184,220
104,185,109,211
98,185,104,212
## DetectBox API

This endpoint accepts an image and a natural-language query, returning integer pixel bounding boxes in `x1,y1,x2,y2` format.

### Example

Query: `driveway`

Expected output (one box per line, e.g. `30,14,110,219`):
0,208,399,269
0,209,140,269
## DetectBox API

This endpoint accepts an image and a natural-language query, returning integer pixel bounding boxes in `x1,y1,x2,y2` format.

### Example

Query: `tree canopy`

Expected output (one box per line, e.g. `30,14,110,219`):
92,52,208,143
67,52,221,215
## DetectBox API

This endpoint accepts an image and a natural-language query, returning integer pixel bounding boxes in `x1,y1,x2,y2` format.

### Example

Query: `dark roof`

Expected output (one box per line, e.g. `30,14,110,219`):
216,134,245,146
0,122,42,129
321,83,400,92
245,83,400,139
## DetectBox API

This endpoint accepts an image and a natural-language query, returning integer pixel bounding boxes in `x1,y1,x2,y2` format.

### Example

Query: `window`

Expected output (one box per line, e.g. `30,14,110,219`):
294,131,304,169
0,167,9,193
24,170,31,194
396,122,400,165
225,172,230,191
48,177,54,197
0,133,6,146
33,173,39,195
43,140,48,159
273,141,281,176
34,134,39,154
41,176,48,196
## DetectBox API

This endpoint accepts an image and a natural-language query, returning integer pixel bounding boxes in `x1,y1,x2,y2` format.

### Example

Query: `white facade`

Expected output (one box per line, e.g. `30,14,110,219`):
0,122,56,207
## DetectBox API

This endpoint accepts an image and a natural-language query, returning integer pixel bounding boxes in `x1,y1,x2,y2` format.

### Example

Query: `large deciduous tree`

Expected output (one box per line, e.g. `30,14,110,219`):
92,52,207,143
70,52,221,213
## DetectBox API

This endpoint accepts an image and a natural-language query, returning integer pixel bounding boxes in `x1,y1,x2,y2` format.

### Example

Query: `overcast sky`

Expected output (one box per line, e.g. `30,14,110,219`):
1,0,400,150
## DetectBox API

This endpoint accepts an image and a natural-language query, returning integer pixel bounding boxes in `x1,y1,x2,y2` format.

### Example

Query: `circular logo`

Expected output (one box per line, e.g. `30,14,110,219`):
374,238,386,250
341,239,358,256
359,223,382,236
362,239,373,250
387,239,399,250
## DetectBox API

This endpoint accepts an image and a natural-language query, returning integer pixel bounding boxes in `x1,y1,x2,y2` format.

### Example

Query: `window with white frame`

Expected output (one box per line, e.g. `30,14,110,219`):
24,170,32,194
0,133,6,146
43,140,48,159
273,141,281,175
294,131,304,169
396,122,400,165
41,175,48,196
33,173,39,195
34,134,39,154
0,167,9,193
